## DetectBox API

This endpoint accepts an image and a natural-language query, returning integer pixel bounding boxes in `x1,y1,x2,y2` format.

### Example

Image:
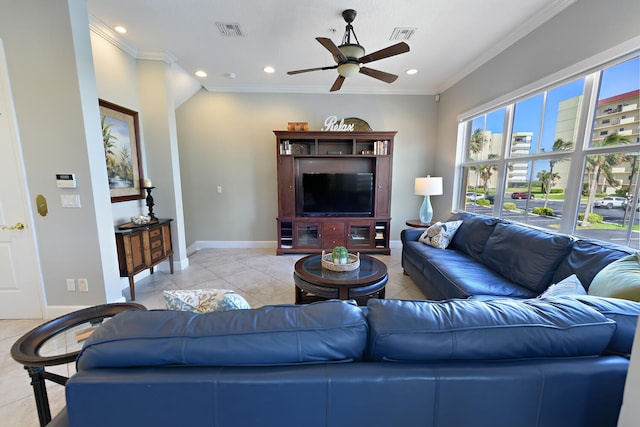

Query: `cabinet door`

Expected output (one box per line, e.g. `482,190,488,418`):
347,222,374,249
122,232,146,274
323,222,345,248
278,156,295,217
295,223,321,248
161,223,173,255
375,157,392,217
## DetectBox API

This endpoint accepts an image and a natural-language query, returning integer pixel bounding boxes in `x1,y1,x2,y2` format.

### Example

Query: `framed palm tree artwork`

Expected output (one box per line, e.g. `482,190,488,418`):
99,99,144,203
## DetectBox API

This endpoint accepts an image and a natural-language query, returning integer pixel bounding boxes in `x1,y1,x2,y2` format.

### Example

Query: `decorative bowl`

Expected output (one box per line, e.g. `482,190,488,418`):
131,215,151,225
321,250,360,272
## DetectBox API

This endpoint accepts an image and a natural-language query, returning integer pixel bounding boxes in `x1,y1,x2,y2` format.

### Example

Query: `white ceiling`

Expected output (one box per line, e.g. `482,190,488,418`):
86,0,575,95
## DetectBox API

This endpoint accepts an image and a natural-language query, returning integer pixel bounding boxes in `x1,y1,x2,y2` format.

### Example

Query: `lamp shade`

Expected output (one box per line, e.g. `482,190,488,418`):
415,176,443,196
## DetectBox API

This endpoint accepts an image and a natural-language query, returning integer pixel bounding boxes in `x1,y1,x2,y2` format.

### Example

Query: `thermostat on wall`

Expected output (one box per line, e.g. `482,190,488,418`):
56,173,77,188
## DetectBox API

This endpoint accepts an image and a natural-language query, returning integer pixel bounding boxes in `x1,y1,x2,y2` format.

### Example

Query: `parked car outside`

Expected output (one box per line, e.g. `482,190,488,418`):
511,192,535,200
593,196,626,209
466,192,485,201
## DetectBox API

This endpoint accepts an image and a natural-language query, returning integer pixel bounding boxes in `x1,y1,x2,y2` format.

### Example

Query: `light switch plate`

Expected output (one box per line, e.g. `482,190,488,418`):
61,194,81,208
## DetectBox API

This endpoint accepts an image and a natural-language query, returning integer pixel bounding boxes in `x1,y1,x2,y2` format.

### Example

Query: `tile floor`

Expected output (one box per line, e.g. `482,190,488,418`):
0,248,423,426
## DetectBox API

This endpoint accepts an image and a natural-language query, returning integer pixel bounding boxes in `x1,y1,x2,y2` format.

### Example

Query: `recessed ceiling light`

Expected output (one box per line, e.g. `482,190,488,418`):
113,25,127,34
195,70,207,78
406,69,418,75
264,66,275,74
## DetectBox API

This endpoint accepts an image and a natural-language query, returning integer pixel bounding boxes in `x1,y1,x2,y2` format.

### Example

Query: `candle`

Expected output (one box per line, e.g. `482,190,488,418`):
143,178,152,188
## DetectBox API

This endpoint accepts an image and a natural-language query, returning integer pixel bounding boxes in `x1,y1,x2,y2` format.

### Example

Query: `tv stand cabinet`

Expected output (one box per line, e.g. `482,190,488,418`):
274,130,395,255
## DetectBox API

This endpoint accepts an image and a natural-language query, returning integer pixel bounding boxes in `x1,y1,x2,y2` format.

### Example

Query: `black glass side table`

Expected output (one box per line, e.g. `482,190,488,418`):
10,302,146,427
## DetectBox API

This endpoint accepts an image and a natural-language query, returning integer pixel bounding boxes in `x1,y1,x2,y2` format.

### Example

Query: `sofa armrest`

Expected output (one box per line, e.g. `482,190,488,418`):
401,228,424,243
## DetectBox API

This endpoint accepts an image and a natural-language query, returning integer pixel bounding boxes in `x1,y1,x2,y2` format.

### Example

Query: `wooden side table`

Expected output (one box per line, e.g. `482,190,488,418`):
405,219,434,228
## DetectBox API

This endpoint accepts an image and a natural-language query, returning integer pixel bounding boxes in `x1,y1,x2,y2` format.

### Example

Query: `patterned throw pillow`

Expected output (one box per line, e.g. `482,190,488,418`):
538,274,586,298
418,220,463,249
164,289,251,313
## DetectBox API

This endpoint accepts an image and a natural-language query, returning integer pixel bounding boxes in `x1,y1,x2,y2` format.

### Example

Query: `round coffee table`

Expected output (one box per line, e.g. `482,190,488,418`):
11,302,146,427
294,253,388,305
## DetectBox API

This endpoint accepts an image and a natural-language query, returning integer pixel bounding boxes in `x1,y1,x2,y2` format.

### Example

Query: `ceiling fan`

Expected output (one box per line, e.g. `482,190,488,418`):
287,9,410,92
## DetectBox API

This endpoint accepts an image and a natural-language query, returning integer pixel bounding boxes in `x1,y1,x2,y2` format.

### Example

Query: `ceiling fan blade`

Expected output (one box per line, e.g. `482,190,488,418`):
330,75,346,92
359,67,398,83
287,65,338,75
359,42,410,64
316,37,347,63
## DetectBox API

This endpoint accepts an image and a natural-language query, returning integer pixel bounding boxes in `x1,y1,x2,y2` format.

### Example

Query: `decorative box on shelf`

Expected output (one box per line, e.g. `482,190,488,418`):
287,122,308,132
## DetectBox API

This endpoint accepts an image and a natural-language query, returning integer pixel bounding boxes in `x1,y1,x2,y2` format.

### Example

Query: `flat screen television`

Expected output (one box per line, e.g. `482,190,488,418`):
300,172,374,216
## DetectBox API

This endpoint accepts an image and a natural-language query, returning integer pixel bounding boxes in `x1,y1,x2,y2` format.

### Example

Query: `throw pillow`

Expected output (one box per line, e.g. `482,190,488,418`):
588,252,640,301
418,220,463,249
164,289,251,313
538,274,586,298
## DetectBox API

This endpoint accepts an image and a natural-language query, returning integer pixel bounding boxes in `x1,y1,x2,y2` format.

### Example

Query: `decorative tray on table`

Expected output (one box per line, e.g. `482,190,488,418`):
321,250,360,272
118,216,158,230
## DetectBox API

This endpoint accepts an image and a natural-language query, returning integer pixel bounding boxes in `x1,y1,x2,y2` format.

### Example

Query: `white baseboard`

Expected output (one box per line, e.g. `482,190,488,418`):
187,240,402,253
188,240,277,253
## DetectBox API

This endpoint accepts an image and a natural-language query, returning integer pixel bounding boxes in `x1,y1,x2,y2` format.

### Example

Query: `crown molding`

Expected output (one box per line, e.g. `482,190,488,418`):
137,49,178,64
88,15,137,58
201,83,433,95
89,15,176,64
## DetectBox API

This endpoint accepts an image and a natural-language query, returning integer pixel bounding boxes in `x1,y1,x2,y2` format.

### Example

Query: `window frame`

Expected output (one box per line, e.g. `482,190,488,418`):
456,50,640,246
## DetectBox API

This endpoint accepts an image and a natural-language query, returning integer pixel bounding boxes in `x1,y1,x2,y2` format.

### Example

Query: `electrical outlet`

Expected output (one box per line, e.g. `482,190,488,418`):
66,279,75,291
77,278,88,292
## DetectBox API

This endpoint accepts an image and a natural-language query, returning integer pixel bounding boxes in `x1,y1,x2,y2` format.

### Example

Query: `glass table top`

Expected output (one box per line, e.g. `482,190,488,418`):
299,254,385,282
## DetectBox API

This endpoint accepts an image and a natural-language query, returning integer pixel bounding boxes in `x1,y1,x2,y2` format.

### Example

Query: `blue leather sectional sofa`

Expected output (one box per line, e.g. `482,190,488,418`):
402,211,634,300
49,297,640,427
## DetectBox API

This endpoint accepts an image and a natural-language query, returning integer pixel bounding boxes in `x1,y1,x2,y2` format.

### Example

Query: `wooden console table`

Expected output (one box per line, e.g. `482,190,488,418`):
115,218,174,300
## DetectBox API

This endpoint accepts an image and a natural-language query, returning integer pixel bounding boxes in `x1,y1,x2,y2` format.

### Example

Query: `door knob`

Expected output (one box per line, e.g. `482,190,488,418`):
1,222,25,231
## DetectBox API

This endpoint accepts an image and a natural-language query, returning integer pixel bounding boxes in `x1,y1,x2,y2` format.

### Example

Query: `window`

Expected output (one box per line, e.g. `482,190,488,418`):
458,54,640,248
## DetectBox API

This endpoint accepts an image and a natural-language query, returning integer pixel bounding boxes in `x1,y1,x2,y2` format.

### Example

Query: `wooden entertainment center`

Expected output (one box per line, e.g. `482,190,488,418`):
274,130,395,255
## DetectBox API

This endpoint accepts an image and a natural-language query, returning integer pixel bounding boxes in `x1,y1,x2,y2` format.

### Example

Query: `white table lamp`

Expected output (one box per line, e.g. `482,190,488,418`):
414,176,443,224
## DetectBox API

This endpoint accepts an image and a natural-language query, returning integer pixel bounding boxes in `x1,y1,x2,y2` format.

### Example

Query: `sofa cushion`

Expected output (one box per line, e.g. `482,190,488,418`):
366,298,615,362
427,257,538,299
418,220,463,249
76,300,368,369
538,274,586,298
481,223,573,293
448,212,501,261
588,253,640,302
552,239,632,290
566,295,640,355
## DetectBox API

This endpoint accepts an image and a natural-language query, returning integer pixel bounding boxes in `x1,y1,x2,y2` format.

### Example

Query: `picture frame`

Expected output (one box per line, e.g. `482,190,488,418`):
99,99,144,203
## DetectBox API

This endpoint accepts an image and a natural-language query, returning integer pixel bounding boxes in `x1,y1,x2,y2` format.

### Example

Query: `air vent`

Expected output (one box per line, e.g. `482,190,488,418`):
216,22,244,37
390,27,416,41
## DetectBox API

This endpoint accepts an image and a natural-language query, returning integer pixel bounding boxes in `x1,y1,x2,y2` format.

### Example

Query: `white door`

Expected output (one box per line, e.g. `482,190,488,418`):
0,40,44,319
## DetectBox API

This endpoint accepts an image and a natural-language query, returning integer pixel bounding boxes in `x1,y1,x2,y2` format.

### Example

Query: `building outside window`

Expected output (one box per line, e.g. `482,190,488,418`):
458,55,640,249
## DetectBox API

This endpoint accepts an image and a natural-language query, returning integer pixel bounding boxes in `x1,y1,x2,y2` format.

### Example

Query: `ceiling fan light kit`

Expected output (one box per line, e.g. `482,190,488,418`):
287,9,410,92
337,62,360,77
